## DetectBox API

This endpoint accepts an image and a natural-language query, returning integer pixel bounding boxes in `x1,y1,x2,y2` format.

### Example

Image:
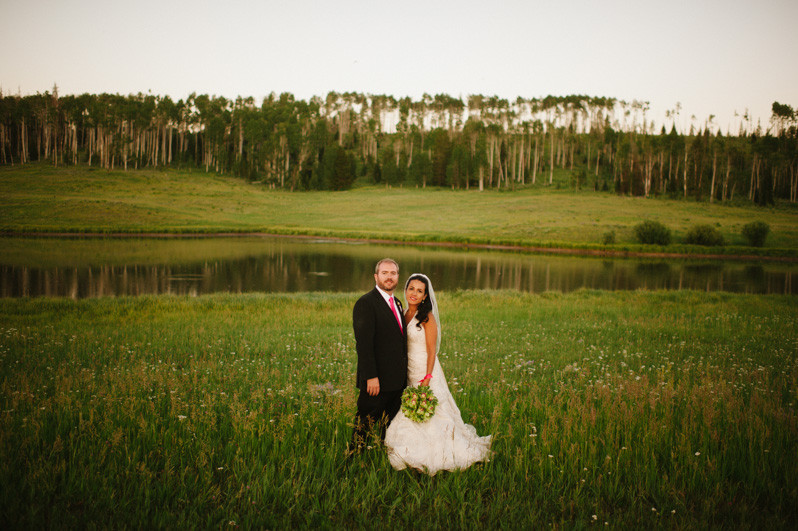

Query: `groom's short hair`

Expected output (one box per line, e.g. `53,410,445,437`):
375,258,399,274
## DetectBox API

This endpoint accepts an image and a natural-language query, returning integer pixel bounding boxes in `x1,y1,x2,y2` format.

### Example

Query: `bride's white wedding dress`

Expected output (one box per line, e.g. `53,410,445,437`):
385,316,492,475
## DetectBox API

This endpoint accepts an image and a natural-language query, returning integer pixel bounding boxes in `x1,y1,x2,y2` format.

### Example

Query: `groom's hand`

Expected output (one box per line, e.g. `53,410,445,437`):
366,377,380,396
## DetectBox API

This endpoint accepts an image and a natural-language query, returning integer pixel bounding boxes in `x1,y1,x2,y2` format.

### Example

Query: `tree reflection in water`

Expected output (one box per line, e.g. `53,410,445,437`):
0,237,795,298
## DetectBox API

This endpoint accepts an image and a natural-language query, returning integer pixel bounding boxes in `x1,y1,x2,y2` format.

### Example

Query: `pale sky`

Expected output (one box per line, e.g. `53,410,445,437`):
1,0,796,134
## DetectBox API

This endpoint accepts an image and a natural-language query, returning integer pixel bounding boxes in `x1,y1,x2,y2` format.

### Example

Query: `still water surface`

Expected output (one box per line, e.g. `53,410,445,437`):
1,236,795,298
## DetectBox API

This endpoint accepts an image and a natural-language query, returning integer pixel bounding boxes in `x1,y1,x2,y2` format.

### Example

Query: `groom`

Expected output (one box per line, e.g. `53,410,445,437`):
350,258,408,453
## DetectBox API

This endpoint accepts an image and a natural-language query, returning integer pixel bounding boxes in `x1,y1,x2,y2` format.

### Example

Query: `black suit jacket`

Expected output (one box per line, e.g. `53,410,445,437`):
353,288,408,392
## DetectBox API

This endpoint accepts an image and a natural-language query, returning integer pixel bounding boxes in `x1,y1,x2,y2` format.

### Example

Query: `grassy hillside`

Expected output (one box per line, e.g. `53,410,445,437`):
2,164,797,256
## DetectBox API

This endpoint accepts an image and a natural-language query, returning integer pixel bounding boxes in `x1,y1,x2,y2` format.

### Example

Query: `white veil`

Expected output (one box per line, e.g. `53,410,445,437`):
404,273,441,355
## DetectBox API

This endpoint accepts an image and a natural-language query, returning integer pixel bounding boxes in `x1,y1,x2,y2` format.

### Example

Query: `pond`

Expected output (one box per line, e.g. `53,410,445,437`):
1,236,795,298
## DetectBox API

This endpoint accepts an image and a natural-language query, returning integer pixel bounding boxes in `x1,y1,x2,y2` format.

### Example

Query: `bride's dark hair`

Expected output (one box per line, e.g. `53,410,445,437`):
407,274,433,330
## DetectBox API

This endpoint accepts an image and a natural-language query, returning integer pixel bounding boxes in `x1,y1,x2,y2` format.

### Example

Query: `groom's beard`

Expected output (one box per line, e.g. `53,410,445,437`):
376,279,397,294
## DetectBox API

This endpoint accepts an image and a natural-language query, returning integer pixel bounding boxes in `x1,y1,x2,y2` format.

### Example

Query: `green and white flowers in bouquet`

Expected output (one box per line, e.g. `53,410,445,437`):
401,385,438,422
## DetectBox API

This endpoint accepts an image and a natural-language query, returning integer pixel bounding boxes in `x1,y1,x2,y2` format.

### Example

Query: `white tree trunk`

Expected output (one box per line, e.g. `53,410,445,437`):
709,152,717,203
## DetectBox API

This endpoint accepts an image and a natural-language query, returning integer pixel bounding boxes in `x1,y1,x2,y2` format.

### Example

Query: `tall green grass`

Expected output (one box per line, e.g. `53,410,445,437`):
1,290,796,528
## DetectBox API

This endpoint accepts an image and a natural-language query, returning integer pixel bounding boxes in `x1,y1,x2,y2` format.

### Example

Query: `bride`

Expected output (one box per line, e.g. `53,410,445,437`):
385,274,492,475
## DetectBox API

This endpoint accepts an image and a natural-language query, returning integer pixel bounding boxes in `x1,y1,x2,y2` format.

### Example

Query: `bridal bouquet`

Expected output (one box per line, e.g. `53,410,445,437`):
401,385,438,423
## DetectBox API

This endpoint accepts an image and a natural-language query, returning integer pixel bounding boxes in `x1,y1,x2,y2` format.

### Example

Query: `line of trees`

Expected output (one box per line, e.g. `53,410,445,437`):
1,86,796,202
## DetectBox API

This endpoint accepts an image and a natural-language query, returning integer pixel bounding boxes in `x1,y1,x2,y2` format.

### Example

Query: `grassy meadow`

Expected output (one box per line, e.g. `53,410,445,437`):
1,290,797,528
2,164,797,256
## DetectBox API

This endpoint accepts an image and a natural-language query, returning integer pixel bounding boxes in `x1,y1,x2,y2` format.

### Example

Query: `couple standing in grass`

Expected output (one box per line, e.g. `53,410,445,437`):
349,258,491,475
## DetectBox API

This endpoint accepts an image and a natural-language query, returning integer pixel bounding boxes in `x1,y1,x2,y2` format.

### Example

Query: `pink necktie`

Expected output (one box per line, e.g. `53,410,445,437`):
389,297,402,331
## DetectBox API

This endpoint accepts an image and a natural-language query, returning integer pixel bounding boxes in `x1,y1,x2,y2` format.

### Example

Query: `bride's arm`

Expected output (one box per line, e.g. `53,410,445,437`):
420,314,438,386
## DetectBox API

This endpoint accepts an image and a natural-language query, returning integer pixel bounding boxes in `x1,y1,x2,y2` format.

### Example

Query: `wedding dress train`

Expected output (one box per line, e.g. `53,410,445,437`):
385,316,491,475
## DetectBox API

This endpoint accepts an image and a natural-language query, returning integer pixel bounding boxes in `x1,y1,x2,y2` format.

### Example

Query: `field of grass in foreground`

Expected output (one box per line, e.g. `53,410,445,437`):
2,164,798,257
1,290,797,528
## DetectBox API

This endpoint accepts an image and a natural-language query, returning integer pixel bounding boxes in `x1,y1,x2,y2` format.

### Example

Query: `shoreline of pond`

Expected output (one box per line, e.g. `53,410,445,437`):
3,230,798,263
